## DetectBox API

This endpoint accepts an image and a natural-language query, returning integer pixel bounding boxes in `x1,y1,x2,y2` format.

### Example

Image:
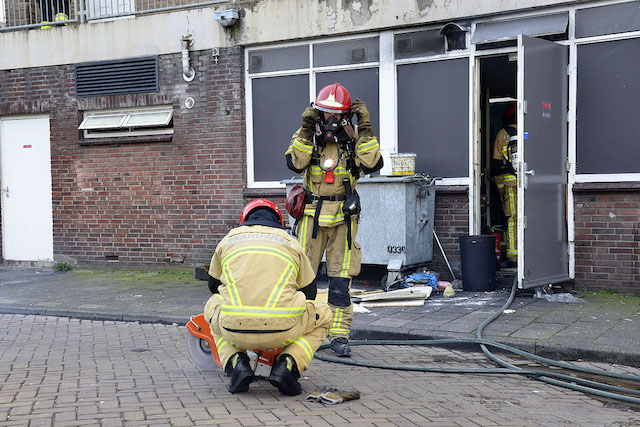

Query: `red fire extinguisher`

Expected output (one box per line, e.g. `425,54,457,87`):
491,231,501,267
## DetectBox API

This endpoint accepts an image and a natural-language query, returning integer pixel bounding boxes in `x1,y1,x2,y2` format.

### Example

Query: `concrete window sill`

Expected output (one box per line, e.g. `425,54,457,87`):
78,135,173,146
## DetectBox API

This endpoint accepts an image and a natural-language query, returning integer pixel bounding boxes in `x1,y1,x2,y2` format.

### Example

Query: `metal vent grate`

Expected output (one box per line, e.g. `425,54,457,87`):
75,57,159,98
396,37,414,53
250,55,263,72
350,48,367,63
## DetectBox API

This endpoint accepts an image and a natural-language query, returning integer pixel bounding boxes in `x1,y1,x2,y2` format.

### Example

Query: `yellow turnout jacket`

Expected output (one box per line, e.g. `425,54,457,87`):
209,225,316,332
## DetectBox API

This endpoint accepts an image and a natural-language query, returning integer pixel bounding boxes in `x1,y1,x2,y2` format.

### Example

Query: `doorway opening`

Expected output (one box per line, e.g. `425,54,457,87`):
478,54,517,273
475,36,570,289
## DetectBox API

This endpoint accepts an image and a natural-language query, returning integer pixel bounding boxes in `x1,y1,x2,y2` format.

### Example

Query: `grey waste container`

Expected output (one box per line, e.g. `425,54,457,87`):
459,235,496,292
283,175,436,282
356,175,435,269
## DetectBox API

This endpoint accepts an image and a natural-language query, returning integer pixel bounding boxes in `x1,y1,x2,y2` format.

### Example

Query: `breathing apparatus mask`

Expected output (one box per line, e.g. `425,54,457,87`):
317,113,352,149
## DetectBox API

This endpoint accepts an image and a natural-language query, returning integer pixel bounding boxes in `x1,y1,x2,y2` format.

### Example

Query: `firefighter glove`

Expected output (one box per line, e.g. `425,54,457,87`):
305,388,361,404
300,107,321,141
352,99,374,139
302,107,321,128
351,99,370,125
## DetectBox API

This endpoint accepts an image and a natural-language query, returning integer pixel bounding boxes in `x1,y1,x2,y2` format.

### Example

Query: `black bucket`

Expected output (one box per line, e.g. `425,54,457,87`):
459,235,496,292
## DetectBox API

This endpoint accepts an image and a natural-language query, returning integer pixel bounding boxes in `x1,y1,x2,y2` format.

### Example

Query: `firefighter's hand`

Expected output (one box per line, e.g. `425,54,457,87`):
302,107,321,128
351,99,370,125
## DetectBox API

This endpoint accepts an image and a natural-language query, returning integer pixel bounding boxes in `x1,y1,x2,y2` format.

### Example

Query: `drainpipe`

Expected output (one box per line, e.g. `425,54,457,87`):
182,35,195,82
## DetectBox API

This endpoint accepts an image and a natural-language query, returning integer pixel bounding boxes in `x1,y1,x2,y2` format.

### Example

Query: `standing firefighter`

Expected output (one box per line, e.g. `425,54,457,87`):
204,199,332,396
284,83,383,357
492,103,518,265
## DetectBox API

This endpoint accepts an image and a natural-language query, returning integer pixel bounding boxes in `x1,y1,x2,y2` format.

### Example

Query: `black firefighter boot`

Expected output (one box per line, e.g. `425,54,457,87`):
224,352,255,394
330,337,352,357
268,354,302,396
328,277,353,358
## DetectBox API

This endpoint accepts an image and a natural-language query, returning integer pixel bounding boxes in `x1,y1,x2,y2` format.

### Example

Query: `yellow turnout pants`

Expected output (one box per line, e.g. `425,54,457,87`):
495,174,518,263
204,296,332,372
297,215,361,340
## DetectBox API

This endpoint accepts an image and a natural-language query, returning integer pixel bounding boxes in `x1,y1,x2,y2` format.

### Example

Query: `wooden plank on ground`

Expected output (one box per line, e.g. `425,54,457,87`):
359,299,426,308
356,287,432,302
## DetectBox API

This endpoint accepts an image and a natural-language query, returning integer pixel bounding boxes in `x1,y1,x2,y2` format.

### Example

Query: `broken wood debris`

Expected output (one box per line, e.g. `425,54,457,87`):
351,286,432,308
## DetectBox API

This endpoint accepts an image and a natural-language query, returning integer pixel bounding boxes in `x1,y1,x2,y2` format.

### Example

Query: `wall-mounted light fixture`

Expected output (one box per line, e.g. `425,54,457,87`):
214,9,239,27
440,22,470,51
212,47,220,65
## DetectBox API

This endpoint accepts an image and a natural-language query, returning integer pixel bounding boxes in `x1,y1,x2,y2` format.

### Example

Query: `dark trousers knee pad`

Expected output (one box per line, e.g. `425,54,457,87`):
301,278,317,301
328,277,351,306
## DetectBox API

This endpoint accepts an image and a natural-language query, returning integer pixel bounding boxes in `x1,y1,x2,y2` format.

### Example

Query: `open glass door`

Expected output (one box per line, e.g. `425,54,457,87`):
516,35,569,288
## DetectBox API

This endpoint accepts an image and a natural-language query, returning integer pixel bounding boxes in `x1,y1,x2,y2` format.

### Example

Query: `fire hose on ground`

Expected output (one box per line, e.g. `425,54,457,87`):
315,277,640,405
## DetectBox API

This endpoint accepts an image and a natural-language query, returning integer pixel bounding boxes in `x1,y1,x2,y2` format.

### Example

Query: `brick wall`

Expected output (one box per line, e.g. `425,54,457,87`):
0,47,245,266
432,189,469,281
431,188,640,295
2,47,639,293
574,190,640,296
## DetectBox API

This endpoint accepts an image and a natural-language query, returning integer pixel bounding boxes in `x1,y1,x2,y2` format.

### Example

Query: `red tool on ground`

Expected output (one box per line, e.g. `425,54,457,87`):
185,314,282,377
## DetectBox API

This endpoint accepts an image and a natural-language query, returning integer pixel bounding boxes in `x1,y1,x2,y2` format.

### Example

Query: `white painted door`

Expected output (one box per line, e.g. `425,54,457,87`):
1,117,54,261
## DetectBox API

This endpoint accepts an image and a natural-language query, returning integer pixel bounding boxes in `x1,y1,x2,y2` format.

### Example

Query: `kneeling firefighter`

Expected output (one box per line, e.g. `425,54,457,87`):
284,83,383,358
204,199,332,396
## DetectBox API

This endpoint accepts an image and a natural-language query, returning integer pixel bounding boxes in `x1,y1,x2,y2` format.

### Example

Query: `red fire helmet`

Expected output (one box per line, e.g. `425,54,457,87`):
239,199,284,227
315,83,352,114
504,103,516,122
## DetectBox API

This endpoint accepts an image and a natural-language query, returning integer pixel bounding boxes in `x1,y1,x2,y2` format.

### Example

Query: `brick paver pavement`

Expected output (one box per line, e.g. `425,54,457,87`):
1,314,639,426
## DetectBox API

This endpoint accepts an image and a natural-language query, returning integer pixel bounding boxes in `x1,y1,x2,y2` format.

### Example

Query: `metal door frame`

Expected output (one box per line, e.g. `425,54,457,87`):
516,39,525,284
